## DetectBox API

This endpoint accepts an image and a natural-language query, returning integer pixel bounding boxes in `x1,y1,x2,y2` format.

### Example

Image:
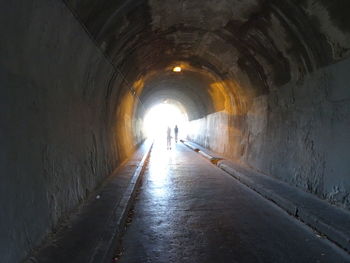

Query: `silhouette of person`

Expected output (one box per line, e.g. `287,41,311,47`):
174,125,179,143
167,126,172,150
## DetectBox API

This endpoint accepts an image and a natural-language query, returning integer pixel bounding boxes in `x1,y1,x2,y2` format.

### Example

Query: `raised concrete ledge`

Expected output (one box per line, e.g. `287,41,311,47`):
182,140,350,253
26,140,153,263
218,161,298,217
90,141,153,263
182,140,222,164
181,140,200,152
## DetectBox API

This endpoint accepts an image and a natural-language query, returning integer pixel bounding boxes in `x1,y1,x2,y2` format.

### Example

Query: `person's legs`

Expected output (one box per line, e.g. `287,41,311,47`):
167,137,171,149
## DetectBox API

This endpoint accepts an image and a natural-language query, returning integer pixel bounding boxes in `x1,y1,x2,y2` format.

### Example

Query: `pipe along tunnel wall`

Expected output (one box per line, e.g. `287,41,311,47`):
1,0,350,261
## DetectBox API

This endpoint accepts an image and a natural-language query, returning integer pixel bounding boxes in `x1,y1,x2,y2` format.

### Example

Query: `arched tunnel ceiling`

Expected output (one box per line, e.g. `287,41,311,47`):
138,69,217,120
67,0,350,117
3,2,350,262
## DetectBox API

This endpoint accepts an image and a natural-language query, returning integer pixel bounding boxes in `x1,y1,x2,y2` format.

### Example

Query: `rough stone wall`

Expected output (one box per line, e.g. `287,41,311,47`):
246,57,350,208
2,0,350,260
187,112,237,157
188,57,350,209
0,1,128,262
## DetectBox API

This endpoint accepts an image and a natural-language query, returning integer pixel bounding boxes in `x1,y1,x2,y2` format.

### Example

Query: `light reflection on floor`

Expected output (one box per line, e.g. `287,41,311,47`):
146,138,179,198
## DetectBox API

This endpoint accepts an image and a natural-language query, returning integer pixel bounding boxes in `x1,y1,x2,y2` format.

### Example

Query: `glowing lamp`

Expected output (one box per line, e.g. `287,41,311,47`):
173,66,182,72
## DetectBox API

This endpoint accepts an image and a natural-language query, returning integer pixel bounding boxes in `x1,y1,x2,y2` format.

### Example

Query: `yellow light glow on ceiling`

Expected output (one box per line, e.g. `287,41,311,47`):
173,66,182,72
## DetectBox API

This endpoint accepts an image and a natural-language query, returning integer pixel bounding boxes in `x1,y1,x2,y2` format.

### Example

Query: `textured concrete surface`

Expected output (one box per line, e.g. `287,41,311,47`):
217,160,350,252
3,0,350,261
183,139,350,252
244,57,350,208
188,57,350,209
25,141,152,263
1,1,112,262
0,1,142,262
116,143,350,263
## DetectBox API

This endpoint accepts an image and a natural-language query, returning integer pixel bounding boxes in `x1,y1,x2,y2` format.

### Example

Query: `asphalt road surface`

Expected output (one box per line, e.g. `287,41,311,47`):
116,141,350,263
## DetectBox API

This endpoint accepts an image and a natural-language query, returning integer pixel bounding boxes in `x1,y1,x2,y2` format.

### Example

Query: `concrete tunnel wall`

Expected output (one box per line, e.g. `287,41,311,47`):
1,0,350,262
0,1,144,261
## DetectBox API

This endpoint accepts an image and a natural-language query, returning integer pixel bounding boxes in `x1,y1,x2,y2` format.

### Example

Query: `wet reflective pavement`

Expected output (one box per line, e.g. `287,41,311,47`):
117,142,350,263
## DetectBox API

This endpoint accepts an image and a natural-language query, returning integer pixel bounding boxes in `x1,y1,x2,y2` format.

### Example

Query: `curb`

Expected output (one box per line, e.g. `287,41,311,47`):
218,162,298,217
182,140,350,253
198,150,222,164
182,140,199,152
89,142,153,263
297,208,350,252
218,161,350,252
182,140,222,164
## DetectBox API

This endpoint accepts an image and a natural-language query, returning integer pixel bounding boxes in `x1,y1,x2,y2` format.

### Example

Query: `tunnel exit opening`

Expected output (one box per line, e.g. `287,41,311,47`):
143,101,189,141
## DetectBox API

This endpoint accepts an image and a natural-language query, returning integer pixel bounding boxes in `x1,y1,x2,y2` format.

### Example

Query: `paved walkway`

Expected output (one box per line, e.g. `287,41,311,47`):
117,142,350,263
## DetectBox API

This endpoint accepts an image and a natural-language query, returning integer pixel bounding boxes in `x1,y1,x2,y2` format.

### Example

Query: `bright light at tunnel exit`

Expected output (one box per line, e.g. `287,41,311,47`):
143,103,188,140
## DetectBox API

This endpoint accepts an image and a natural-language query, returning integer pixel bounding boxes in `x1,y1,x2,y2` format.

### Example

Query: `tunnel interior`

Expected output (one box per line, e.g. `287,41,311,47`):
2,0,350,261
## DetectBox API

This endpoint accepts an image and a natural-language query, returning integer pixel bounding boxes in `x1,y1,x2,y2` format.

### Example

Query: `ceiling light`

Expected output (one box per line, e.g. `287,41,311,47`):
173,66,182,72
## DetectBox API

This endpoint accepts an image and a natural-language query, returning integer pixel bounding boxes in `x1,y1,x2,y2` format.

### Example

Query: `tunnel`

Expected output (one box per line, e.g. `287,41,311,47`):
1,0,350,262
